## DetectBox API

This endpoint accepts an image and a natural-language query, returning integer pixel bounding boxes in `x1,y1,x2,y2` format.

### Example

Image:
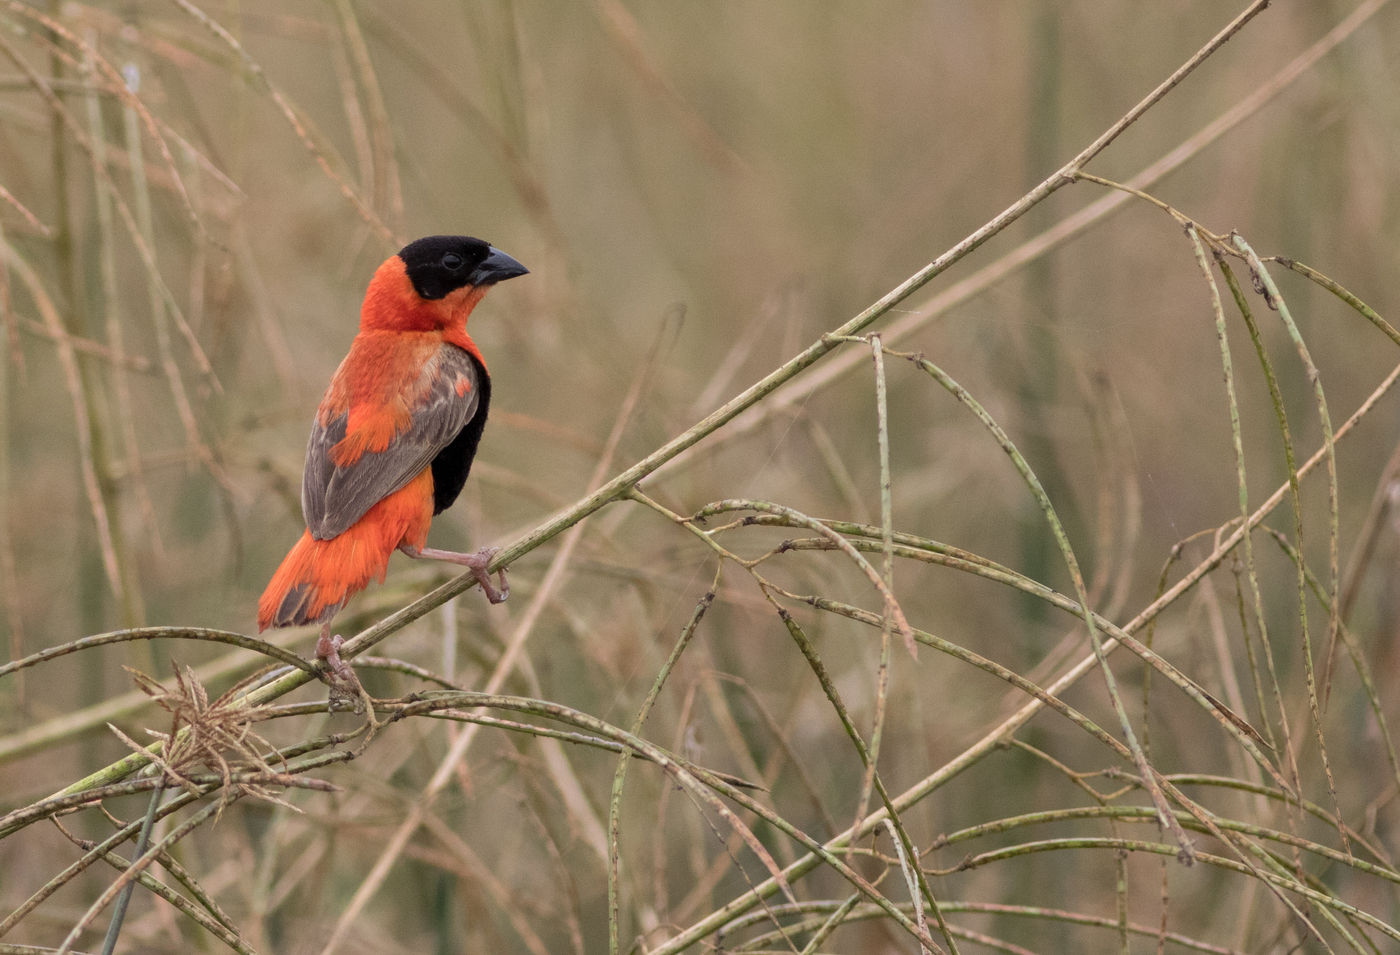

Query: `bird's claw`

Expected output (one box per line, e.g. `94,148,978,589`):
315,632,363,709
468,546,509,604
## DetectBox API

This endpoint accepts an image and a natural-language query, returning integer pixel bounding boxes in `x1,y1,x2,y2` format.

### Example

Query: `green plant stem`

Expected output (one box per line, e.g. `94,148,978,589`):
949,837,1392,944
99,783,162,955
607,581,716,955
777,609,956,954
1231,235,1348,857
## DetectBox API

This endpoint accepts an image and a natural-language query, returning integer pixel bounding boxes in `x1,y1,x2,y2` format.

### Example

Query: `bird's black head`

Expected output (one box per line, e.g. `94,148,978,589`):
398,235,529,301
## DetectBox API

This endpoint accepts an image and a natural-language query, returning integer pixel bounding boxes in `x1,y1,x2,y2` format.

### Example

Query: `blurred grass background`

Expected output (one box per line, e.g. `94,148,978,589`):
2,0,1400,952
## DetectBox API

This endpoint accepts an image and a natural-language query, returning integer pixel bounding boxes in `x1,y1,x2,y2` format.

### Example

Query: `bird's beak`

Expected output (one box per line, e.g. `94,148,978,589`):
469,247,529,286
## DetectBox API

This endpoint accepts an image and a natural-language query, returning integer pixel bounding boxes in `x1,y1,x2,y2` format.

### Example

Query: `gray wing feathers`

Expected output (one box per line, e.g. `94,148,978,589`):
301,347,481,540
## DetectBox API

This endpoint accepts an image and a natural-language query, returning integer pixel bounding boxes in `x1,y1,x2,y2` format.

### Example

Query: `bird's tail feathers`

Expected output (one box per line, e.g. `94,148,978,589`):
258,527,392,631
258,472,434,632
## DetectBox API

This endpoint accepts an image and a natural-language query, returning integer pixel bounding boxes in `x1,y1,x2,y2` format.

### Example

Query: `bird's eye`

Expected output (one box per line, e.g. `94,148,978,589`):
441,252,464,270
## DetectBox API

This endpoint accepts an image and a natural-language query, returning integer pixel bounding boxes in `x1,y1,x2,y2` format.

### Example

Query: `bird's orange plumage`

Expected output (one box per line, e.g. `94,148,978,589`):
258,237,525,634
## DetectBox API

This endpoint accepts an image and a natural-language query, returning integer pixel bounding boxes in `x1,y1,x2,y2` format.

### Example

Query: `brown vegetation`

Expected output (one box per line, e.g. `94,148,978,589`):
2,1,1399,951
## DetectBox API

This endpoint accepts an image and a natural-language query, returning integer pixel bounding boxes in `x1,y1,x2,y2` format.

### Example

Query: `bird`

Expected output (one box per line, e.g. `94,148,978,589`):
258,235,527,685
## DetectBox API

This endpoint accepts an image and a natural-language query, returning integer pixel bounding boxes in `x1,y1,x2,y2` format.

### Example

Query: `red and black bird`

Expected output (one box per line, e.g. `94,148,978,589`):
258,235,527,669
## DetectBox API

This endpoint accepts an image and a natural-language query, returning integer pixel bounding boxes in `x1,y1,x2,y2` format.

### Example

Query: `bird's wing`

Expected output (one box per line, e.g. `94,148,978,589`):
302,341,481,540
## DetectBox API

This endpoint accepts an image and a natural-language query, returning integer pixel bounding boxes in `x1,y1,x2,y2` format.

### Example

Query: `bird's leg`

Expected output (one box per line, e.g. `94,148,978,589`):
315,624,362,708
399,544,509,604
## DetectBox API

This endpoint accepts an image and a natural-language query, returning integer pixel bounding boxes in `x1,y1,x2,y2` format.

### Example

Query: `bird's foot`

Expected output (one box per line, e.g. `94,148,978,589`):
402,544,510,604
461,545,509,604
315,631,363,710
